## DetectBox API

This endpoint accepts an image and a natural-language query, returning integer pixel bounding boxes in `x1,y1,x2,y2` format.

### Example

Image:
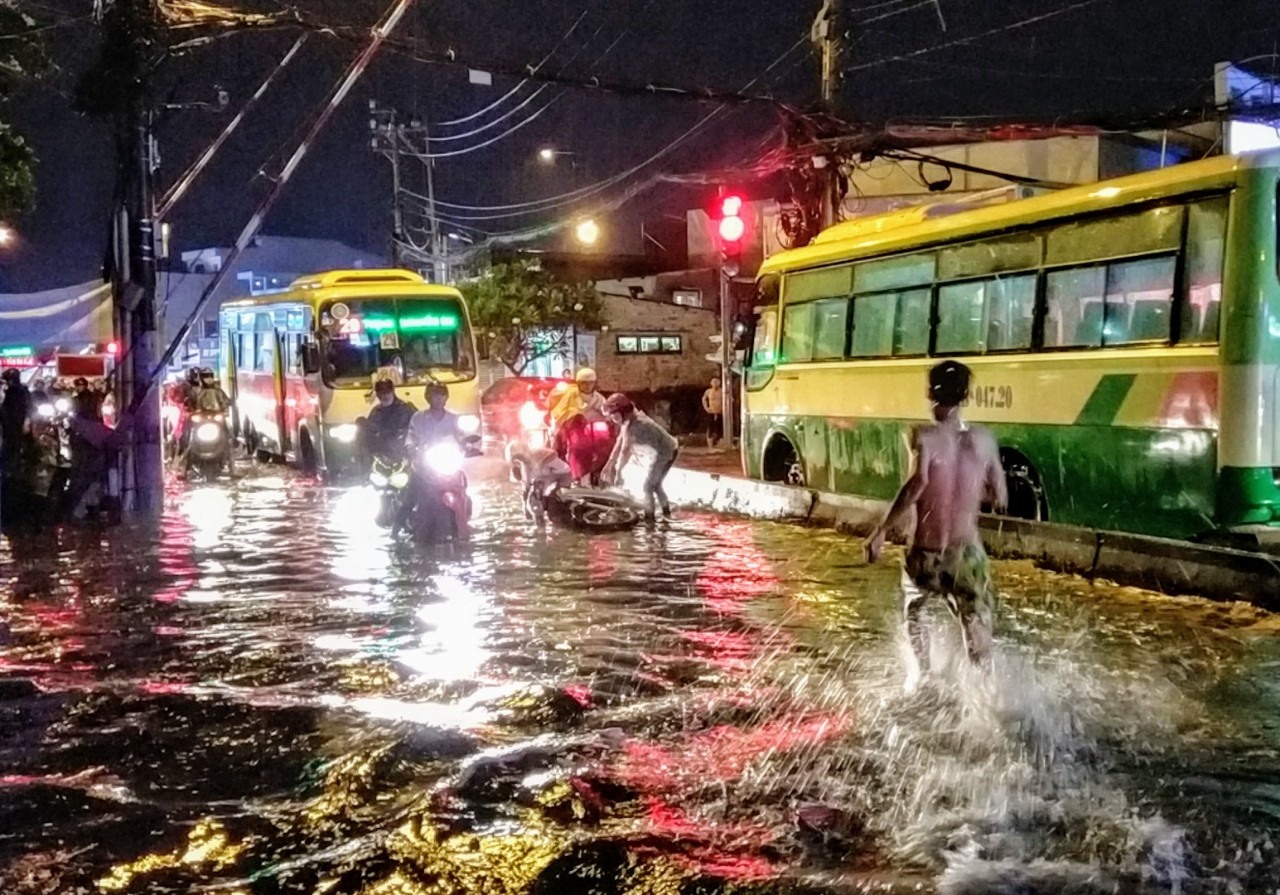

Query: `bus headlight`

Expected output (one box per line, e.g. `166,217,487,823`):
458,414,481,435
370,470,389,487
423,442,464,476
54,397,71,414
195,422,221,443
389,470,410,488
329,423,359,444
37,403,55,419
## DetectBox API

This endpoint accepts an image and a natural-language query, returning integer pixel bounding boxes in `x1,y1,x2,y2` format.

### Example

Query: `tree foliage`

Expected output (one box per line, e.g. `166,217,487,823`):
459,260,606,375
0,1,50,217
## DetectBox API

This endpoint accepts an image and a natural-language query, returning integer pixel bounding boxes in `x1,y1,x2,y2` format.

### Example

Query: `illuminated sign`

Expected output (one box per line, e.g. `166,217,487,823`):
0,346,35,368
361,315,459,333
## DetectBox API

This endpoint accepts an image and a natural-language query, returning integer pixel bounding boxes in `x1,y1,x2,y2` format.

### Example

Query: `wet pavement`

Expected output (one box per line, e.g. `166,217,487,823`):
2,462,1280,894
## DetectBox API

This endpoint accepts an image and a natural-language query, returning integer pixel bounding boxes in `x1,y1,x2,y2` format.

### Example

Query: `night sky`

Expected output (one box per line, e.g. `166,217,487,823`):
2,0,1277,290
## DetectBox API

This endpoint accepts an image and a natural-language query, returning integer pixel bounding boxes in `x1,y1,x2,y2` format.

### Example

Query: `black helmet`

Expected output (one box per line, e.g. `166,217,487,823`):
186,368,201,384
2,368,20,385
605,392,634,415
200,367,215,379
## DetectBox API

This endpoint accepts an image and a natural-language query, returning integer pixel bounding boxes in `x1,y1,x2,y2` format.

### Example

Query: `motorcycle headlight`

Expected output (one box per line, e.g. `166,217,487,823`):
329,423,359,444
458,414,481,435
423,441,464,476
195,422,221,443
370,471,389,487
54,398,71,414
37,403,55,419
389,471,410,488
518,401,543,430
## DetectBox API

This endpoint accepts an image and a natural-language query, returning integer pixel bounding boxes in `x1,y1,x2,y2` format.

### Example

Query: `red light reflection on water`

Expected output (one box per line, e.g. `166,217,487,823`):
693,518,779,617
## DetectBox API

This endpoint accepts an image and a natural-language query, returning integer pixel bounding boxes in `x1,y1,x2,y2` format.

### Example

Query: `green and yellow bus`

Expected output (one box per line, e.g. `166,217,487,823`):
743,150,1280,540
220,269,480,474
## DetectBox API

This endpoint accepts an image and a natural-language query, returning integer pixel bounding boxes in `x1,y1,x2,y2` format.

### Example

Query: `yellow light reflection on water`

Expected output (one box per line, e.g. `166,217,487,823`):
182,487,234,550
97,818,244,891
327,486,394,583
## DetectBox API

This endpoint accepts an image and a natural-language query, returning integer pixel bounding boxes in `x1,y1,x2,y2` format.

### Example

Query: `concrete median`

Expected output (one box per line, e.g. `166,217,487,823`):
670,467,1280,611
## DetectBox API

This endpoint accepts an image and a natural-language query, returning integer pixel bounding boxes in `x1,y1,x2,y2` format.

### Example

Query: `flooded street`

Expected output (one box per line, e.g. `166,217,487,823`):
2,464,1280,894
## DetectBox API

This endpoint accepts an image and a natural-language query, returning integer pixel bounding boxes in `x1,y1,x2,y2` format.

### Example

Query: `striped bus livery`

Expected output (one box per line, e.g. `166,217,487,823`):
743,150,1280,540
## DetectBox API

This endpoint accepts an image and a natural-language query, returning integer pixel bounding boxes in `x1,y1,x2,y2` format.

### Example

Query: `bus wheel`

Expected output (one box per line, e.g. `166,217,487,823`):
764,437,806,487
1001,449,1047,522
298,429,318,475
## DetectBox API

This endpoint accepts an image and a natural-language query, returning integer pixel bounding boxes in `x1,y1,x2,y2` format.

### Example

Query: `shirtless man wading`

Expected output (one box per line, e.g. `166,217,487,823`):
866,360,1007,672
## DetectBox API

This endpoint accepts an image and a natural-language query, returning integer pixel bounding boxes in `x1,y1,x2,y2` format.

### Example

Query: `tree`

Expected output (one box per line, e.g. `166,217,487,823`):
459,260,606,375
0,1,50,218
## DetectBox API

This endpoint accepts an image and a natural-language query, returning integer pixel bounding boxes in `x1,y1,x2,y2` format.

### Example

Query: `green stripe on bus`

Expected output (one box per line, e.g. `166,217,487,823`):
1075,374,1136,426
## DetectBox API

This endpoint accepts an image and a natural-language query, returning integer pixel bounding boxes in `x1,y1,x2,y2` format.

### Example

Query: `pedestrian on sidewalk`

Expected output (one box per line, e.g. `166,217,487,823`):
602,392,679,521
702,376,724,447
865,360,1007,683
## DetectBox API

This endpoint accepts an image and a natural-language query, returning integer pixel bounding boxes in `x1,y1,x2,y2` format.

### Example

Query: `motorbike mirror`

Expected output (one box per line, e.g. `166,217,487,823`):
302,342,321,375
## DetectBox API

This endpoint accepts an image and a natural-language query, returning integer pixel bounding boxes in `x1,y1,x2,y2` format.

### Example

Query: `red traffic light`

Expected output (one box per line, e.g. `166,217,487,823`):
106,341,120,356
717,193,746,248
718,215,745,243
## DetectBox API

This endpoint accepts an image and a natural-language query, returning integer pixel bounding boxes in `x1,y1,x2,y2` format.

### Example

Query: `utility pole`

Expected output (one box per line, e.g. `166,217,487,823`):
813,0,844,230
420,115,446,283
103,0,163,517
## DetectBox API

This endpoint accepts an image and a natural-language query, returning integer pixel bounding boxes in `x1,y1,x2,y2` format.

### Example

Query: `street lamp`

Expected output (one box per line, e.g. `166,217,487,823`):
0,225,14,248
575,218,600,247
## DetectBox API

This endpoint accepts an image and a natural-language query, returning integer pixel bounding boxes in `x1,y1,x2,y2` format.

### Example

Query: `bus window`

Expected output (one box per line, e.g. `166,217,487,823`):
238,331,257,372
937,282,986,354
1045,267,1106,348
1180,196,1227,344
1045,205,1183,266
812,298,849,360
781,302,815,362
894,289,931,356
257,333,276,371
854,253,934,293
849,293,896,357
985,275,1037,351
1105,256,1176,343
749,308,778,368
939,233,1040,280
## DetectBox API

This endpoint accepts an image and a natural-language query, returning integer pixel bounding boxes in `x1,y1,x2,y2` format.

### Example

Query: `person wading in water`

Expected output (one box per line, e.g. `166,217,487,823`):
865,360,1007,682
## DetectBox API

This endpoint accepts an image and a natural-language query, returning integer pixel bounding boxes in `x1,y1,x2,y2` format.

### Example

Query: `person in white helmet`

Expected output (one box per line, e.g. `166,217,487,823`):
549,367,610,485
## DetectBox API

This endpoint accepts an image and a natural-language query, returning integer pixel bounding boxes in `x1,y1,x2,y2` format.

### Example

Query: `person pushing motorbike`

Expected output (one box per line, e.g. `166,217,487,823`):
601,392,679,521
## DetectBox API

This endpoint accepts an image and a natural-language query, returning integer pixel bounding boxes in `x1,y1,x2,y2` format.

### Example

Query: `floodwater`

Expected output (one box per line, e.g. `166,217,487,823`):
1,464,1279,894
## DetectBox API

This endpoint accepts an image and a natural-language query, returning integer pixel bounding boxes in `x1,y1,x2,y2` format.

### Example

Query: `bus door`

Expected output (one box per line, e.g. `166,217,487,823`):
272,328,291,456
224,333,243,442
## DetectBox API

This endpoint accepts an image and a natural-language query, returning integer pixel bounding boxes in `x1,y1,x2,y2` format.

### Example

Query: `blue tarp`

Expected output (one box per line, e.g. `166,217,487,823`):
0,281,114,351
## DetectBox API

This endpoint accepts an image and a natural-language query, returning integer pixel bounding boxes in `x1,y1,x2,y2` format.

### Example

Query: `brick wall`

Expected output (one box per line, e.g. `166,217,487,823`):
592,293,719,394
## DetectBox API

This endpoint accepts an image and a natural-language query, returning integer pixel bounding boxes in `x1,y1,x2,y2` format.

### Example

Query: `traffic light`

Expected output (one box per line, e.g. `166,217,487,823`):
716,193,746,277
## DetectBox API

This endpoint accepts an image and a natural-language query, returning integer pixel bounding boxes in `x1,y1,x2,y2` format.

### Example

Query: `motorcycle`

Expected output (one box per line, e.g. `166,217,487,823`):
560,414,616,486
541,485,643,531
185,412,232,480
407,440,472,542
369,453,411,528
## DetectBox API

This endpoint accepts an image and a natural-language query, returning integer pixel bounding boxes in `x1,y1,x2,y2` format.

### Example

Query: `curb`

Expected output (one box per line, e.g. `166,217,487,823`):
671,468,1280,611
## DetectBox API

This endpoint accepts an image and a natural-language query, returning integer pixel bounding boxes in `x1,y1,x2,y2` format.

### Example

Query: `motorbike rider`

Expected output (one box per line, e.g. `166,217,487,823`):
397,381,467,537
549,368,610,486
182,368,234,474
363,379,416,461
601,392,679,521
549,367,607,434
